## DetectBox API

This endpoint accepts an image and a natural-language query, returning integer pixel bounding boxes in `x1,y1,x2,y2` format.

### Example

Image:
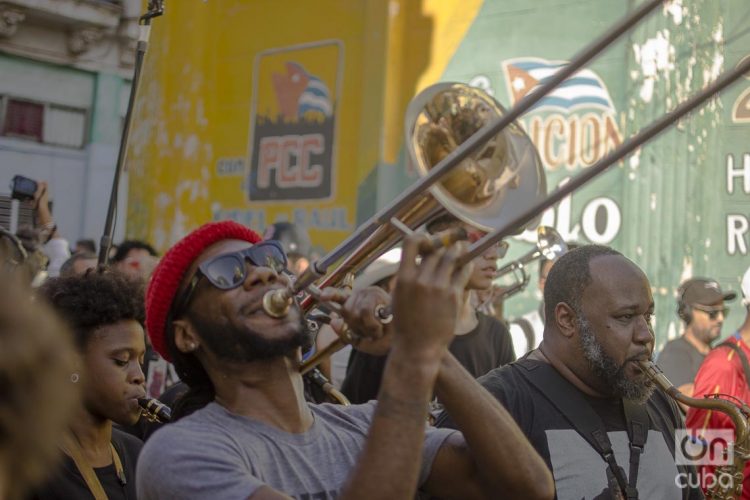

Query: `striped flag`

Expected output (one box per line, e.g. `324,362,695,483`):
298,74,333,118
502,57,615,113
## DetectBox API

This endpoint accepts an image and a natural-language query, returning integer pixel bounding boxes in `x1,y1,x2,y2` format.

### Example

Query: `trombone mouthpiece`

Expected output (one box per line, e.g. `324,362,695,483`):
262,288,293,318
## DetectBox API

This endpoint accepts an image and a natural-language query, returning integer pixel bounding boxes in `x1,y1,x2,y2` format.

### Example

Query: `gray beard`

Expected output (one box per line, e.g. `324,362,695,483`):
578,315,655,403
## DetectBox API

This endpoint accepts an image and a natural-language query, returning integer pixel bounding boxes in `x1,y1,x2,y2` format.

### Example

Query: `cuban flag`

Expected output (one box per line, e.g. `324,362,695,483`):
272,62,333,121
502,57,615,113
297,72,332,118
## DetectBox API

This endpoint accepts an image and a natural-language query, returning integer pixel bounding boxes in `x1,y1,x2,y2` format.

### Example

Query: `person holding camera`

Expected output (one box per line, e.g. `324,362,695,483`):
10,176,73,279
31,180,71,278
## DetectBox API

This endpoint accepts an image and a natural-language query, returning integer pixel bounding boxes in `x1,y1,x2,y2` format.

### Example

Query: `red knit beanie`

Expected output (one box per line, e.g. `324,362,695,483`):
145,221,262,360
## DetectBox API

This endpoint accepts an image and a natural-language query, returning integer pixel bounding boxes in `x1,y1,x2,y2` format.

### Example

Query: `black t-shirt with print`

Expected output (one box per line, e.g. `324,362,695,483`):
30,428,143,500
342,312,515,404
436,356,705,500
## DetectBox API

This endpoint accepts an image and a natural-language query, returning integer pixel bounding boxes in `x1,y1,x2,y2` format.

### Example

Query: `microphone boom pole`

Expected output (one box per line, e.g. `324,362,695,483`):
98,1,165,266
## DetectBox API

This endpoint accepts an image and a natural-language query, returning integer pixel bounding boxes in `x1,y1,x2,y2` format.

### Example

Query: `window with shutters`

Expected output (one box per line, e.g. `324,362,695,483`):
0,96,88,148
2,98,43,141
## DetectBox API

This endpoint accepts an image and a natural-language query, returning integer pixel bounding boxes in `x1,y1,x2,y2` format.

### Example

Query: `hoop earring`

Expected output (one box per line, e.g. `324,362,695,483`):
70,373,80,384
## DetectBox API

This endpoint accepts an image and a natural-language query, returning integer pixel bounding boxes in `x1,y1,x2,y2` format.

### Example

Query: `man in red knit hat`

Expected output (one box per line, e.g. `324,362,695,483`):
135,221,552,500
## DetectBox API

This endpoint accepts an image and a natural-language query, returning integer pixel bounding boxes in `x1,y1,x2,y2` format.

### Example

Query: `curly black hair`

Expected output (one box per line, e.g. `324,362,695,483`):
39,270,145,348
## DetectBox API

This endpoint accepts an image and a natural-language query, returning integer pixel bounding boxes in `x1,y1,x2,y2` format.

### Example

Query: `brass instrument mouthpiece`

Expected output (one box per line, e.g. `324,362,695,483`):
138,397,171,423
635,359,674,391
262,288,294,318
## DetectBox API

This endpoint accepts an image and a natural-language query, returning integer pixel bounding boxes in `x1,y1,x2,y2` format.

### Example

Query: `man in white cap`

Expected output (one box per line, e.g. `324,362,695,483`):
315,248,402,388
340,212,516,404
685,266,750,497
336,248,403,401
657,277,736,397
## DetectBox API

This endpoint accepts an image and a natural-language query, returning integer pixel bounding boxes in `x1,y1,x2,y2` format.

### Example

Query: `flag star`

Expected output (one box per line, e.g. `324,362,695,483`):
512,77,527,91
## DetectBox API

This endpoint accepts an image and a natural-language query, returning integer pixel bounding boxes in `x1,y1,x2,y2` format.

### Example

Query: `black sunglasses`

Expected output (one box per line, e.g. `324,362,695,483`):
692,304,729,320
172,240,287,317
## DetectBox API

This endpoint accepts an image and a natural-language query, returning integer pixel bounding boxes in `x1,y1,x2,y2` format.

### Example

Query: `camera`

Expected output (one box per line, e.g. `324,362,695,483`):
10,175,38,202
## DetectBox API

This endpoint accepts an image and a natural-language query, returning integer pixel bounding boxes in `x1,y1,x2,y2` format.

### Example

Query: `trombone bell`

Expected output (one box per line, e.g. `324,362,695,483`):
406,82,546,232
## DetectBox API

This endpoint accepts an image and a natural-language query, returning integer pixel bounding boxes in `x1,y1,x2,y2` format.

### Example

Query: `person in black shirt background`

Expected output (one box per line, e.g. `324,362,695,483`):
32,271,146,500
438,245,704,499
341,214,515,404
656,277,736,400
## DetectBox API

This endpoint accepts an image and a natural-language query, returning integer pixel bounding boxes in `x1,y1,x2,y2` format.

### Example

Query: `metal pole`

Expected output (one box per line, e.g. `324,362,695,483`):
98,1,165,266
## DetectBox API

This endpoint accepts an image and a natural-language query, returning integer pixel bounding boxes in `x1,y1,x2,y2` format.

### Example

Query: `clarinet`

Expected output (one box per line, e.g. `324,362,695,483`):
137,397,172,423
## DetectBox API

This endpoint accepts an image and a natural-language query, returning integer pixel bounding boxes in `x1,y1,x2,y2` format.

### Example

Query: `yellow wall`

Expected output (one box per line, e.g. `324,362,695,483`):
126,0,482,253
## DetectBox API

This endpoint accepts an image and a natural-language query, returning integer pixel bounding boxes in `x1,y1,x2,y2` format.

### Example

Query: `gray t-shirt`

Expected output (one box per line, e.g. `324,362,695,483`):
136,400,455,500
656,336,706,388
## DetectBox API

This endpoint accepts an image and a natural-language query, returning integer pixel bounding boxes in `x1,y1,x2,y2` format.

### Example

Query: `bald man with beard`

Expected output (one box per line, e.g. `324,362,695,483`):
438,245,704,500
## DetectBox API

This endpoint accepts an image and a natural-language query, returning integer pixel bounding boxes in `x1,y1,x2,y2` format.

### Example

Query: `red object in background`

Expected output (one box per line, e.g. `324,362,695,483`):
3,99,44,141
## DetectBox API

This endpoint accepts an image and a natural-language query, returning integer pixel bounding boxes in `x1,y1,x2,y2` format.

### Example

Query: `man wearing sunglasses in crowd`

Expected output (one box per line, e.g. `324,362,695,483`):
685,266,750,498
135,221,553,500
656,277,736,400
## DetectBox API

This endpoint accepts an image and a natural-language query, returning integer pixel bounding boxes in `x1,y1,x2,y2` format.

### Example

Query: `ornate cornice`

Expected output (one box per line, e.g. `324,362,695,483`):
0,5,25,38
68,26,104,55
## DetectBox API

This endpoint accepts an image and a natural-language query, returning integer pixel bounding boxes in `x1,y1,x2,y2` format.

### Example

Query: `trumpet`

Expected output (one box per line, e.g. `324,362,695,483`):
494,226,567,301
138,397,172,423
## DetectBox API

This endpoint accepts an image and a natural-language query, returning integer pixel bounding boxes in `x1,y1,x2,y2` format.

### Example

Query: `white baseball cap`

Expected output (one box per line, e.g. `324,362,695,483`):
353,248,401,290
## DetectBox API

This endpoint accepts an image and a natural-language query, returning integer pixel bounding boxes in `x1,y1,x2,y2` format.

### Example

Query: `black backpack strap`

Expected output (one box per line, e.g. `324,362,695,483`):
514,360,648,499
623,399,649,499
717,340,750,383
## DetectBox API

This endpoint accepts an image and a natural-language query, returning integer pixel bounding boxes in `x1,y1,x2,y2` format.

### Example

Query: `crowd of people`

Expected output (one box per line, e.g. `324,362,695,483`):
2,180,750,500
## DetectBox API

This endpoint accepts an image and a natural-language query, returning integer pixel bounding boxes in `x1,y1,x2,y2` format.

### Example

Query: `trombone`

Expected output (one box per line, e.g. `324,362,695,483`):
264,0,666,315
263,81,547,322
264,0,750,375
287,84,546,376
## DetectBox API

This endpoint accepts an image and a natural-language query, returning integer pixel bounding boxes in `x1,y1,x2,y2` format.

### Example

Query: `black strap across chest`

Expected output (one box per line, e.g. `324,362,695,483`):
515,360,649,500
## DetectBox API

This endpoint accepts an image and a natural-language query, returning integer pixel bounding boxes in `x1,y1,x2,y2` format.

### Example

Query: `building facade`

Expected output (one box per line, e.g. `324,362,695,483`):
125,0,750,347
0,0,139,242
